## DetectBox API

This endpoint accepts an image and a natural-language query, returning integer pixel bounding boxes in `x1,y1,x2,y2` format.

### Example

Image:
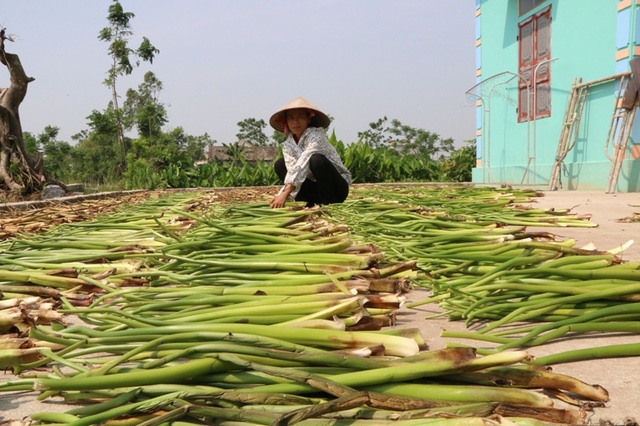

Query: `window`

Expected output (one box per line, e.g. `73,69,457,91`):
518,5,551,122
519,0,547,16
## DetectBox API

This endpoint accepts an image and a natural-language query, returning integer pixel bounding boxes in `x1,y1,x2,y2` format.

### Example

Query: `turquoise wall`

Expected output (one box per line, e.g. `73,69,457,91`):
472,0,640,191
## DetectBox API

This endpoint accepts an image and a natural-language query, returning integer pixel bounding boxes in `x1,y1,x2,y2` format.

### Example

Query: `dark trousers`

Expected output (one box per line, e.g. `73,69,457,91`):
274,154,349,206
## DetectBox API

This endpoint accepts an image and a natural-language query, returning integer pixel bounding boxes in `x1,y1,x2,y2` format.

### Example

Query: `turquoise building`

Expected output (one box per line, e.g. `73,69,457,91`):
472,0,640,192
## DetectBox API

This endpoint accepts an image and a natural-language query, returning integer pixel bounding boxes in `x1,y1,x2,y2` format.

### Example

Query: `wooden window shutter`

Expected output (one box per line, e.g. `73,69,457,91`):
518,6,551,122
535,7,551,118
518,16,535,122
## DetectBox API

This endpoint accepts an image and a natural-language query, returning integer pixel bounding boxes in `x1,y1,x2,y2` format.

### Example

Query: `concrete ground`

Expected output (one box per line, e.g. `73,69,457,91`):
1,188,640,424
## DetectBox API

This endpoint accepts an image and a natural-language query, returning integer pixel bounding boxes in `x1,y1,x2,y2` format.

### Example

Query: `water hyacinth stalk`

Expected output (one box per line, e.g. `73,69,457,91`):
440,365,609,401
35,358,227,391
209,350,532,397
61,324,422,358
529,342,640,366
0,347,46,369
363,383,553,407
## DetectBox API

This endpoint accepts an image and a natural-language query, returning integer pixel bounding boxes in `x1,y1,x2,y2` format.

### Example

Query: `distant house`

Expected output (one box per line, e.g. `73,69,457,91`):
200,140,280,165
472,0,640,192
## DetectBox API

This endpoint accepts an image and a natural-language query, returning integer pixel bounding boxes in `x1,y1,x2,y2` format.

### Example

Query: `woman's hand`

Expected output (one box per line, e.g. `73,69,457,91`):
270,184,294,208
270,192,288,208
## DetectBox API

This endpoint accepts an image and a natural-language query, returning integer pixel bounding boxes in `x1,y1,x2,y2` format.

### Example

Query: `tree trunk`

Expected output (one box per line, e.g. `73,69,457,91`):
0,29,46,195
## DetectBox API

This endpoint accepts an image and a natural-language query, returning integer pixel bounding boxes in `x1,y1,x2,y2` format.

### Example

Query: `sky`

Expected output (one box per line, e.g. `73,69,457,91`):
1,1,477,147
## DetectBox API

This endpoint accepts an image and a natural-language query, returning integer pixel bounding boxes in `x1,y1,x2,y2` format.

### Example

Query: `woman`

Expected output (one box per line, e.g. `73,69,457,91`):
269,97,351,209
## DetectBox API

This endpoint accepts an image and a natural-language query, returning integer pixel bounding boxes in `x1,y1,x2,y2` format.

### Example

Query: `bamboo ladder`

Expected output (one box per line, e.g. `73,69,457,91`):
548,78,587,190
605,58,640,193
549,69,635,191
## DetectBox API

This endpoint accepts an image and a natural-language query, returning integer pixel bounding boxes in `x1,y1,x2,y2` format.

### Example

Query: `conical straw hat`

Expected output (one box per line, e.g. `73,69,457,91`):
269,97,330,132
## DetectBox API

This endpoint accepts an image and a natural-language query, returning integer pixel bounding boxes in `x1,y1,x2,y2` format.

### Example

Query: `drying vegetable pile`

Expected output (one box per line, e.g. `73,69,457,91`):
0,185,637,425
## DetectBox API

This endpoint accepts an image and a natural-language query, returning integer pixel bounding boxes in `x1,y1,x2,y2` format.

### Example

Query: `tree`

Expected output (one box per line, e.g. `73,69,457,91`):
236,118,270,146
73,112,123,185
23,132,39,158
39,128,75,183
98,0,159,167
122,72,205,174
387,119,454,159
271,129,287,145
438,140,476,182
357,117,388,148
23,126,72,182
123,71,167,139
358,117,455,159
0,28,52,194
124,126,208,189
127,126,207,171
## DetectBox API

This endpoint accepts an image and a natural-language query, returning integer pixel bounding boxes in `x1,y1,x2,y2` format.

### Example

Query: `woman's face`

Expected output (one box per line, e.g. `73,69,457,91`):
286,108,311,139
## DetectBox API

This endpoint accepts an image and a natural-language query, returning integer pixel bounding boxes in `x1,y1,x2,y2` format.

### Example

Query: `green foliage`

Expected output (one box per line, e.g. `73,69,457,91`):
271,129,287,145
99,1,159,84
33,118,474,191
72,131,123,185
102,126,473,190
120,157,279,190
124,127,208,188
356,116,388,148
79,109,125,183
22,126,75,183
435,140,477,182
123,158,163,190
43,141,74,182
223,141,247,164
123,71,167,138
86,109,120,135
340,140,438,183
137,37,159,64
358,117,455,159
31,128,475,190
98,0,159,168
330,130,473,184
82,108,127,182
236,118,270,146
23,132,39,157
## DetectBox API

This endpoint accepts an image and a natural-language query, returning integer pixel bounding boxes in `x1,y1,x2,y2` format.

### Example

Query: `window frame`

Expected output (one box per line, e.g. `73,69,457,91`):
519,0,547,17
518,5,552,123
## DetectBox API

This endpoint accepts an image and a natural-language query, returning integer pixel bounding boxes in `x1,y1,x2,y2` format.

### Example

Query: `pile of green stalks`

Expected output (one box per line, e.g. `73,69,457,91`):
0,187,623,425
331,185,640,365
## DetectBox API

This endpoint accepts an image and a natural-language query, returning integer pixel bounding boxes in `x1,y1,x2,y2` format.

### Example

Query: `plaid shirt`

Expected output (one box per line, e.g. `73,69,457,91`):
279,127,352,199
